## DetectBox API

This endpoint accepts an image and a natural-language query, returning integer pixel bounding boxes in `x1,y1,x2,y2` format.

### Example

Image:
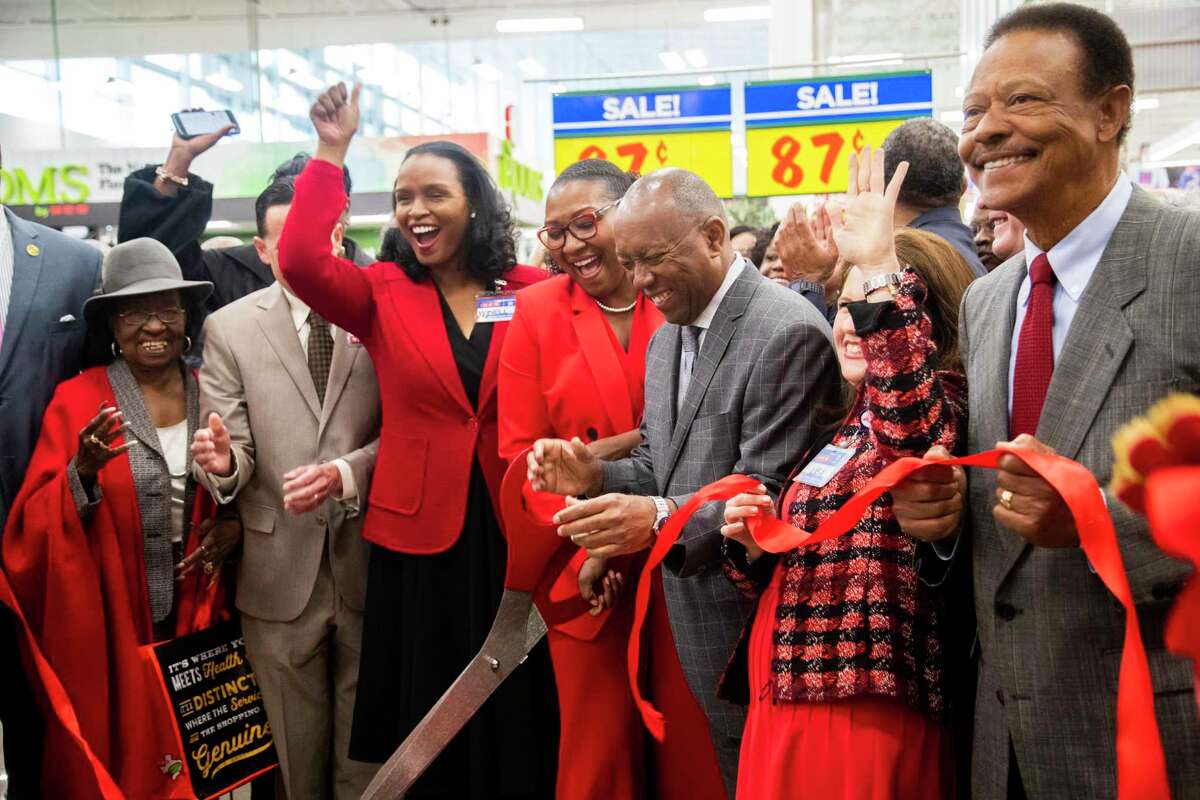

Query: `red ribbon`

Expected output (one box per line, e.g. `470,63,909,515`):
1145,466,1200,714
626,449,1171,800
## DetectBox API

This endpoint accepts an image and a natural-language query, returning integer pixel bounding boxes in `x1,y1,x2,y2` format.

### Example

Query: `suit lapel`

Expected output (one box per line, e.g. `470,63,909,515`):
318,332,358,435
255,285,321,420
664,261,756,482
571,284,636,433
385,276,473,416
1036,188,1151,460
0,211,46,379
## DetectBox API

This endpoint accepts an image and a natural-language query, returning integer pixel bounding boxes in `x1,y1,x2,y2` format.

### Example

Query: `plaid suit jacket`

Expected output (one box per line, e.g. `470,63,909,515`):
962,186,1200,798
603,260,838,743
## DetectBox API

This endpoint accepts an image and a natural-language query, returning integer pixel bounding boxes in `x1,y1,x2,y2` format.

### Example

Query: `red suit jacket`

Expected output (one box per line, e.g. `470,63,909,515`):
1,367,222,799
499,274,663,639
279,158,547,553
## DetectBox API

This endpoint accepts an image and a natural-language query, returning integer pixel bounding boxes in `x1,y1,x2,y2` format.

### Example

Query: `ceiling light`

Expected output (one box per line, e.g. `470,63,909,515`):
704,5,771,22
698,75,717,86
1133,97,1160,112
496,16,583,33
205,73,244,93
517,58,546,78
828,52,904,65
659,51,688,72
1147,120,1200,162
472,60,503,82
683,49,708,68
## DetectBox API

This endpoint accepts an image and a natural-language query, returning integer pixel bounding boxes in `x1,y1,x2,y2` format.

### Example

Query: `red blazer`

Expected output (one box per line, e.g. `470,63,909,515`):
279,158,547,554
499,275,663,638
499,273,662,462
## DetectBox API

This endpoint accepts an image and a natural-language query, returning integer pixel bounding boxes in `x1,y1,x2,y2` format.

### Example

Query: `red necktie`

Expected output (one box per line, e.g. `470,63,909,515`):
1010,253,1057,438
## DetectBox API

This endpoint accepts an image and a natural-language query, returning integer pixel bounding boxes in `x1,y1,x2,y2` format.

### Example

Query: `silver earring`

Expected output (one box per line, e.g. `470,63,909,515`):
470,211,477,219
111,342,121,359
184,336,193,351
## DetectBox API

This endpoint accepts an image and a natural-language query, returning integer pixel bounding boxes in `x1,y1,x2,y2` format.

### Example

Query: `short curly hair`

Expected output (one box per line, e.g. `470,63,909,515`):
986,2,1134,143
883,118,965,210
747,222,779,268
388,141,517,284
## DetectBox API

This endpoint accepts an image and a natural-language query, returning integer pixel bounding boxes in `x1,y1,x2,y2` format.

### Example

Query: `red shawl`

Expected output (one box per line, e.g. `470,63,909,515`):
1,366,229,799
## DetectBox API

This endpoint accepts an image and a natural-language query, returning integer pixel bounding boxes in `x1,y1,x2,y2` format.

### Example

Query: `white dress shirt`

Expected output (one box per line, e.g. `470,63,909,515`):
0,207,13,342
212,286,358,505
1007,176,1133,413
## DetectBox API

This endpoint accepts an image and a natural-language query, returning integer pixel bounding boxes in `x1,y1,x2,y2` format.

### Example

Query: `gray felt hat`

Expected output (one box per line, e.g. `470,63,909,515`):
82,238,213,330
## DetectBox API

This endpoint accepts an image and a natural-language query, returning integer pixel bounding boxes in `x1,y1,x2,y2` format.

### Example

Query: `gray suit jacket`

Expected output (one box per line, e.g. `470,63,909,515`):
196,284,381,622
0,209,100,528
603,260,838,743
961,186,1200,798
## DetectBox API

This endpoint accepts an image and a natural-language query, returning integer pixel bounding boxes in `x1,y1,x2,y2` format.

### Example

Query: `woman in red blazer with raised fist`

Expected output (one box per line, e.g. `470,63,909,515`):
279,83,558,798
499,159,725,800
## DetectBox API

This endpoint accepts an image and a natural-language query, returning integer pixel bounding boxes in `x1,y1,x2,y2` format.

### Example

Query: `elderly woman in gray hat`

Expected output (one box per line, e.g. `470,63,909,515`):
1,238,242,798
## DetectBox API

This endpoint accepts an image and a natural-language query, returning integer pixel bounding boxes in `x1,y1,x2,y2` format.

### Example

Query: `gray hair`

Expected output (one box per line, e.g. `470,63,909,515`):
623,167,727,227
883,118,965,209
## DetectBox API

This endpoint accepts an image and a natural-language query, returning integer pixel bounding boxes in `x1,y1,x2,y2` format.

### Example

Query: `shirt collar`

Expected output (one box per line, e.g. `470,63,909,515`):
280,285,311,333
690,255,744,331
1021,175,1132,301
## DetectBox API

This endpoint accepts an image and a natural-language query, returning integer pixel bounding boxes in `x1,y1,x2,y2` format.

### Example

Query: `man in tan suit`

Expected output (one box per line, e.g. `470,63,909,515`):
191,177,381,799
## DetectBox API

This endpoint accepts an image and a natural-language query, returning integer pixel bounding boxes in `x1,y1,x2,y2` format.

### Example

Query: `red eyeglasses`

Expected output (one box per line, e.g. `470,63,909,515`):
536,204,616,250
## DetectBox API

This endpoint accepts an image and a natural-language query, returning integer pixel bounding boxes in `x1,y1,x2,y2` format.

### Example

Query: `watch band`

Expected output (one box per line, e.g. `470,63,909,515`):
861,271,904,297
650,496,672,533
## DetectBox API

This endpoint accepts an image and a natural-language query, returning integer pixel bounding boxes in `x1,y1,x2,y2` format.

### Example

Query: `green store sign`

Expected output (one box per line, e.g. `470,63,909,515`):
0,165,91,205
496,139,544,203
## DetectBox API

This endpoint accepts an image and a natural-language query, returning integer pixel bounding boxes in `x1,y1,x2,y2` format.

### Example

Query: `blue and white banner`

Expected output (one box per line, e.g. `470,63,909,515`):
553,86,733,137
744,72,933,128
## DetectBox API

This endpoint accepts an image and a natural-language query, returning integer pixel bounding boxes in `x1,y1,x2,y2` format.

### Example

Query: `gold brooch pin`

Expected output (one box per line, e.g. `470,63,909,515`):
26,243,40,257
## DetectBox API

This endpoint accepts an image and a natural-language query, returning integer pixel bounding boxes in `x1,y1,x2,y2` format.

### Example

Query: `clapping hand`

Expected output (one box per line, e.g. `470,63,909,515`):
76,403,135,480
827,145,908,276
775,203,839,284
310,82,360,162
527,437,603,497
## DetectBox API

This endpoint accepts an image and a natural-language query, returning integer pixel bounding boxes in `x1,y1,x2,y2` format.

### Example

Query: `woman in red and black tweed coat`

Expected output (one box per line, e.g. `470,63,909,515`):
719,147,977,800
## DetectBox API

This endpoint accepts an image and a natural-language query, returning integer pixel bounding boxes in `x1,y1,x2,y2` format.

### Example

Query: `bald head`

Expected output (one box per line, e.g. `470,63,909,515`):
612,168,735,325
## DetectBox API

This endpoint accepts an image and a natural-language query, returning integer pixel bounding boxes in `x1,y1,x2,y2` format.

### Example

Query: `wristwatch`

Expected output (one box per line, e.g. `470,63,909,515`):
862,271,904,297
649,496,672,535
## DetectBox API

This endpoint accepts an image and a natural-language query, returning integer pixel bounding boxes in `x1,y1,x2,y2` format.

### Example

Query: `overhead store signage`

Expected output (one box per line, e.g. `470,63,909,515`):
553,85,734,198
743,71,933,196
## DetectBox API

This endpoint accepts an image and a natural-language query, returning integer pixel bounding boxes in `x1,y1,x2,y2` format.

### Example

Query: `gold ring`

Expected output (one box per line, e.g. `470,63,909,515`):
203,561,215,575
1000,489,1014,510
88,434,102,446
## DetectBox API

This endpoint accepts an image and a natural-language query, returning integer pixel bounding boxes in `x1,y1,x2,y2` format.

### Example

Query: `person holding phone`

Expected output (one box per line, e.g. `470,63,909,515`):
278,83,558,798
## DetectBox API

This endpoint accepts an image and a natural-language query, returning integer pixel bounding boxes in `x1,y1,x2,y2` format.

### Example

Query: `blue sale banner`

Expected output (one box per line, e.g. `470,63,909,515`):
744,71,933,127
553,86,733,136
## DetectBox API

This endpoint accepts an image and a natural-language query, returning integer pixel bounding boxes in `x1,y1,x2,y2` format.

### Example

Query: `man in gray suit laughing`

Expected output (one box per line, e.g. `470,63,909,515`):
528,168,838,792
892,4,1200,797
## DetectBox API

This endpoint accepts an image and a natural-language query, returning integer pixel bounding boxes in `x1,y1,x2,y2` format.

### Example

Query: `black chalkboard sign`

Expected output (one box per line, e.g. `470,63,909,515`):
152,619,277,798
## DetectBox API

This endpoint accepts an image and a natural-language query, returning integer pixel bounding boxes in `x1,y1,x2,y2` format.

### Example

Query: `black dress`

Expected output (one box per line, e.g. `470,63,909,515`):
349,291,559,798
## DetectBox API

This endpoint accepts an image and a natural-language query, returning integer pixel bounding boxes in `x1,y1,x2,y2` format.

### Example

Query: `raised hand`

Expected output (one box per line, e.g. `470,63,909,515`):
827,145,908,276
191,412,233,477
775,202,839,284
156,124,235,196
527,436,603,497
76,403,134,480
310,82,361,158
282,462,343,515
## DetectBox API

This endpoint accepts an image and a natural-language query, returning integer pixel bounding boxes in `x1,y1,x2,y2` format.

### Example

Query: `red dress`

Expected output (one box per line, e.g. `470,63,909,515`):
725,272,963,799
499,275,726,800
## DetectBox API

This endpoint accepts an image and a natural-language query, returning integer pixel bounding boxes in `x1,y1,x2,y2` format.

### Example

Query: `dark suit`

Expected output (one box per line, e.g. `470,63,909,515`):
601,260,838,792
0,206,100,798
910,205,987,277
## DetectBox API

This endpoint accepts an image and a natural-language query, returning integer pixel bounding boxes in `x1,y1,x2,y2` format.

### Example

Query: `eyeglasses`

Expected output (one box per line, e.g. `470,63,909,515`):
537,204,616,250
117,307,185,327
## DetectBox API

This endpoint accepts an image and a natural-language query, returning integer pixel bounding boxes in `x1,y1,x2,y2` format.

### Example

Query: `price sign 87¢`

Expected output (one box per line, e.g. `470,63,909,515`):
745,118,908,197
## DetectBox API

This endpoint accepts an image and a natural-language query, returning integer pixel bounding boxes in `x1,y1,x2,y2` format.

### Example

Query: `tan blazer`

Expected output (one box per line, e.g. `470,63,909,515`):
196,283,381,622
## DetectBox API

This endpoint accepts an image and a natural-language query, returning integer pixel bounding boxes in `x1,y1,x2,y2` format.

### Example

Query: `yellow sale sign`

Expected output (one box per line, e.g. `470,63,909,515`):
745,118,907,197
553,130,733,198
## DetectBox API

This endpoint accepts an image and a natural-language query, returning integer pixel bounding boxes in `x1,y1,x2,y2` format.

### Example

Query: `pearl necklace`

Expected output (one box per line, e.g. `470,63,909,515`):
596,298,637,314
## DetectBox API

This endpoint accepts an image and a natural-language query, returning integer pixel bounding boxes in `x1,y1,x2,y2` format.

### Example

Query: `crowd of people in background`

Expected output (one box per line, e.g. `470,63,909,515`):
0,3,1198,800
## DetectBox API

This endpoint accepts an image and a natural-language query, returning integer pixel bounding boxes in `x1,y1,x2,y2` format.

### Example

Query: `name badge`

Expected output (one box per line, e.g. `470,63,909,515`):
475,292,517,323
793,444,856,488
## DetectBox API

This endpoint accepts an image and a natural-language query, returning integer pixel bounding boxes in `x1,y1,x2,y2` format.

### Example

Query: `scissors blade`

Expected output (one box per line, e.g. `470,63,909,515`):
360,589,547,799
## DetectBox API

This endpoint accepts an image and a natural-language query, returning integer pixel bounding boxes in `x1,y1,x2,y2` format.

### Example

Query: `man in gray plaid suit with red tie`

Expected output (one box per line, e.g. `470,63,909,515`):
528,168,838,792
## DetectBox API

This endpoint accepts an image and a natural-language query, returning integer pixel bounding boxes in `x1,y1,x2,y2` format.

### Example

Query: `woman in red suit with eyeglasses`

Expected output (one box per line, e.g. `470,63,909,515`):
499,159,726,800
279,83,558,798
